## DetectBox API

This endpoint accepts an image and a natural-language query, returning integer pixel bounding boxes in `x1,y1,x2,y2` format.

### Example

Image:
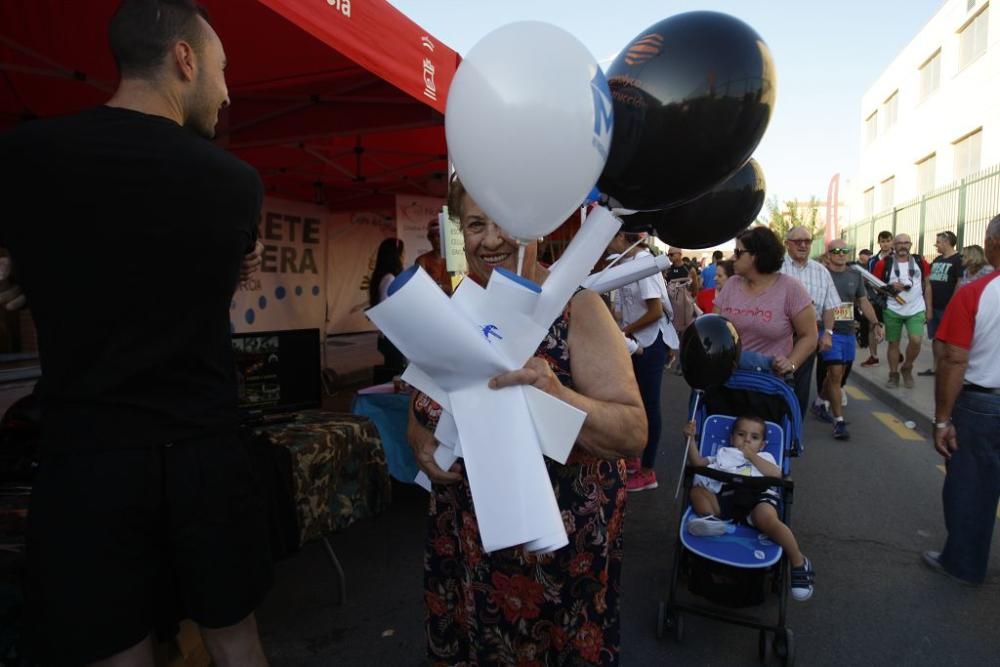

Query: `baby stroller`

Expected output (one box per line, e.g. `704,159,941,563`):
657,370,803,666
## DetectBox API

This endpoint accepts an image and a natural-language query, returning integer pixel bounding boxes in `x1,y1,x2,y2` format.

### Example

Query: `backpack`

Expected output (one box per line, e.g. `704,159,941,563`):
871,254,923,309
880,254,923,284
666,278,698,333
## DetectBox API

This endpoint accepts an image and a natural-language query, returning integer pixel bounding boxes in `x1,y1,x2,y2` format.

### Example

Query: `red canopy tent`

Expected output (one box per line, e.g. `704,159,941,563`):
0,0,458,211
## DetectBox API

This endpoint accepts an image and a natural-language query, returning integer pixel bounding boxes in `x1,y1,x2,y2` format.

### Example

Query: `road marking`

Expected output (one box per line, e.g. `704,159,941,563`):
844,386,870,401
935,465,1000,520
872,411,925,441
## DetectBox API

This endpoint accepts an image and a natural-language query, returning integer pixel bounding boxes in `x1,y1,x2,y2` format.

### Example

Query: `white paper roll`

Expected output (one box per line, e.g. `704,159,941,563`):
367,267,509,392
582,253,670,294
450,384,567,554
533,206,622,328
486,267,542,316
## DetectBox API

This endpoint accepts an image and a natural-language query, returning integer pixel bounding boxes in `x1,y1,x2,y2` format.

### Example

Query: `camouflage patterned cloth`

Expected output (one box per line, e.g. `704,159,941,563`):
256,411,391,546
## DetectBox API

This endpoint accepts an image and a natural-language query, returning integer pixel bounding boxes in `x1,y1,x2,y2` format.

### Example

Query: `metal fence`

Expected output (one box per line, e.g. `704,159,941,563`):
842,163,1000,256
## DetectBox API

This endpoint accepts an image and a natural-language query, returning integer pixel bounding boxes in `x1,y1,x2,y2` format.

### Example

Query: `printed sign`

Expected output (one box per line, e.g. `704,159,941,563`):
232,197,328,333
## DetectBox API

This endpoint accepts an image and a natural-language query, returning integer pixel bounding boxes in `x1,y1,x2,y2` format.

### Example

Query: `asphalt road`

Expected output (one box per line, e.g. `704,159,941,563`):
257,372,1000,666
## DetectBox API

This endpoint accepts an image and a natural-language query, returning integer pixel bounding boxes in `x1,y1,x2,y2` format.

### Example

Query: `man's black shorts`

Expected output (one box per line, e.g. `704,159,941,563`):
26,433,273,664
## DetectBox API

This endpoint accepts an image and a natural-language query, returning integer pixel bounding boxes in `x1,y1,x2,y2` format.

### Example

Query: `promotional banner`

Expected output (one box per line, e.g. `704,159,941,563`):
326,211,397,334
396,194,445,267
232,197,328,333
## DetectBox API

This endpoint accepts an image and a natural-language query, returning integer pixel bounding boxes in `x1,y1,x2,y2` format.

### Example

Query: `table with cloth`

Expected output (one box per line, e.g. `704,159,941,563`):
251,410,392,552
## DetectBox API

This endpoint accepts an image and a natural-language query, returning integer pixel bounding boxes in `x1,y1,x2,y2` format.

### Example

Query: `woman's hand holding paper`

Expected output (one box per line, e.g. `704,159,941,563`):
488,356,565,400
407,399,463,485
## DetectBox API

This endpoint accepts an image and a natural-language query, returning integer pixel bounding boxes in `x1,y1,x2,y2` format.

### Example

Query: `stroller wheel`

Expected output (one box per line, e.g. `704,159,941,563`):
773,628,795,666
758,630,768,662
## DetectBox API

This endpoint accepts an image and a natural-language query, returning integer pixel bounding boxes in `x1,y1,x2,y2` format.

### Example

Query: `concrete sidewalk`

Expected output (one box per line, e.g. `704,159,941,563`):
847,336,935,432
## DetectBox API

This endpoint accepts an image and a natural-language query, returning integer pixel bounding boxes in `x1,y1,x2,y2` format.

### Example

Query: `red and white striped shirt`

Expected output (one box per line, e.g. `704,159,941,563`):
935,270,1000,389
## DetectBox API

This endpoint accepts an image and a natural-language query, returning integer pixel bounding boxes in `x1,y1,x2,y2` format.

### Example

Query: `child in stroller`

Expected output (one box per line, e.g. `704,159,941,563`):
683,415,815,602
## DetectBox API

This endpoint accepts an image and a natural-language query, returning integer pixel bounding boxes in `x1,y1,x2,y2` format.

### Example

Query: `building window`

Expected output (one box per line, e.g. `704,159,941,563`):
919,50,941,100
959,5,989,68
954,129,982,179
916,154,936,195
865,111,878,144
882,91,899,131
863,187,875,218
880,176,895,210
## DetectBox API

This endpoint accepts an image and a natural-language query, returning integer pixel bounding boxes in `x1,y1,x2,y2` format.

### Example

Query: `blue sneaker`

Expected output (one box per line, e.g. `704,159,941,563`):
833,420,850,440
811,403,833,423
791,557,815,601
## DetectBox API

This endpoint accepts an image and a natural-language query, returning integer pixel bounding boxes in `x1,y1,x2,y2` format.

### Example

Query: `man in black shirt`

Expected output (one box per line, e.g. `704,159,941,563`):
665,246,700,295
0,1,270,664
920,231,963,376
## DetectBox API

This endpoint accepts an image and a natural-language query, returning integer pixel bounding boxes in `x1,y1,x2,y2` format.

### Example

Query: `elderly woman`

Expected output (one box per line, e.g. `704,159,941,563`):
407,178,646,666
958,244,993,288
714,227,818,378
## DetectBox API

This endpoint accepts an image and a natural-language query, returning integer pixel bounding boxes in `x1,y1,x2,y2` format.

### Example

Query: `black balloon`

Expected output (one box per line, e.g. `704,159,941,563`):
619,159,766,249
680,314,742,390
598,12,776,210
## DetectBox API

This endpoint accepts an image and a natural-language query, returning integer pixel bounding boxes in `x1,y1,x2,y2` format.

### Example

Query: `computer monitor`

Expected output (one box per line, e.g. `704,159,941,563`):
231,328,322,418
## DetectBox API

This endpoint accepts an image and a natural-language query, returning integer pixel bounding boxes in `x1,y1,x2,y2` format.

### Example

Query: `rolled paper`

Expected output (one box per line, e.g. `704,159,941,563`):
523,385,585,465
367,267,509,392
401,363,451,412
533,206,622,327
524,531,570,554
449,383,567,553
582,252,670,293
451,269,549,370
487,267,542,316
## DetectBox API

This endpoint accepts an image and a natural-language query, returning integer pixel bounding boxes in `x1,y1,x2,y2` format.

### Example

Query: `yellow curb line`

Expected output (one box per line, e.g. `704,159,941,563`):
872,411,925,441
844,386,870,401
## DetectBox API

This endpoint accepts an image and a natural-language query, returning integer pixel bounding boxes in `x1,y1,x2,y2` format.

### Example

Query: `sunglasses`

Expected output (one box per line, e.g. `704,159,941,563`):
829,248,851,255
787,239,812,246
733,248,749,258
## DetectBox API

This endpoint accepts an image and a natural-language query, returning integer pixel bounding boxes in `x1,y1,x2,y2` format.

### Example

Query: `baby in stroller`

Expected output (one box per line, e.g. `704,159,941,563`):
683,415,815,601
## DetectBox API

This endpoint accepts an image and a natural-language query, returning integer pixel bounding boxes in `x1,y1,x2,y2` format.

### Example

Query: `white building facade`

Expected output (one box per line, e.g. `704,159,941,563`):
850,0,999,252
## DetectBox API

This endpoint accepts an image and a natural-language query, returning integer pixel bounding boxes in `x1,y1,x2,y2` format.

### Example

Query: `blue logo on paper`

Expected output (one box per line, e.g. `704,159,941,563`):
481,324,503,342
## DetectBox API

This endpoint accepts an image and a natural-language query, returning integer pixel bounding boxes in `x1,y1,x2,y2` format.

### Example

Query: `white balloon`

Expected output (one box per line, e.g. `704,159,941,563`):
446,22,613,240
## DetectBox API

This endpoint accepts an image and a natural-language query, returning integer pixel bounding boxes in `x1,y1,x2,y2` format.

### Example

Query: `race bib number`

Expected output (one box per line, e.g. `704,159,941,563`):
833,302,854,321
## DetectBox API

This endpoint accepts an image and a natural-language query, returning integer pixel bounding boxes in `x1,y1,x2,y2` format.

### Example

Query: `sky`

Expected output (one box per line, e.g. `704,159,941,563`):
388,0,946,205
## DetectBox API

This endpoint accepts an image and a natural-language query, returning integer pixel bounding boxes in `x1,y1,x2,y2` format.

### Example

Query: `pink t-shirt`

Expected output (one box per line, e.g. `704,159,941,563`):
715,274,814,359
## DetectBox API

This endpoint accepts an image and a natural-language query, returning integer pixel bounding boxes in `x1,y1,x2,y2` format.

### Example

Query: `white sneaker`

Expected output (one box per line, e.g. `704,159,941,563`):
687,515,730,537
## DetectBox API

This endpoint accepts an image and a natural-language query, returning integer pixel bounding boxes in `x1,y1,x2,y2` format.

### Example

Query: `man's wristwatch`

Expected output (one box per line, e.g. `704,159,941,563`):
934,419,952,429
823,329,833,336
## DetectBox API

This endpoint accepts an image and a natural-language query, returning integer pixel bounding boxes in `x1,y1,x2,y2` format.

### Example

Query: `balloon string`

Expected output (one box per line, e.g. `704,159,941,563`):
674,390,703,500
517,242,526,276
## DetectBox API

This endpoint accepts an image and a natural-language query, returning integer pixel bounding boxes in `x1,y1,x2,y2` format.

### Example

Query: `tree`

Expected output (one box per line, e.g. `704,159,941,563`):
763,195,825,241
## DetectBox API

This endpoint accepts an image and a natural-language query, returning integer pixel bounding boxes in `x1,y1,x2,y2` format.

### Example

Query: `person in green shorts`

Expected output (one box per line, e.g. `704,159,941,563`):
872,234,932,388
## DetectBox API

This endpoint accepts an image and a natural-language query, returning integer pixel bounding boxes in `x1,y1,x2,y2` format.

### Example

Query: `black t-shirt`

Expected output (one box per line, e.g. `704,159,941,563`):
928,253,963,308
665,265,691,282
0,106,261,451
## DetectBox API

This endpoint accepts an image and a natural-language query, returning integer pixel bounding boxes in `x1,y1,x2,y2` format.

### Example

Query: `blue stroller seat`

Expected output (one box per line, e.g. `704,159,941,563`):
679,415,786,569
658,371,800,666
